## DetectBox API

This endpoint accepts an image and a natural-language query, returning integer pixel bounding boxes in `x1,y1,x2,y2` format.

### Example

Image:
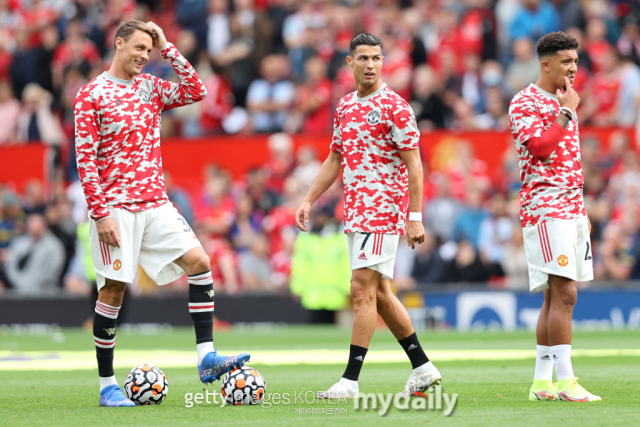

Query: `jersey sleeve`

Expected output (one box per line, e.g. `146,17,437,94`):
391,102,420,151
74,88,110,221
329,103,342,153
508,94,544,145
151,43,207,111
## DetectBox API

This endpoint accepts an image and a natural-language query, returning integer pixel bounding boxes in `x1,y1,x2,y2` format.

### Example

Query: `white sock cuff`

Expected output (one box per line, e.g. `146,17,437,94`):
536,345,552,353
551,344,571,353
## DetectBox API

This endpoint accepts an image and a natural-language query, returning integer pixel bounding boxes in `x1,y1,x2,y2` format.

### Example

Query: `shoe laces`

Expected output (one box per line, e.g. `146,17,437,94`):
405,375,421,391
569,377,590,394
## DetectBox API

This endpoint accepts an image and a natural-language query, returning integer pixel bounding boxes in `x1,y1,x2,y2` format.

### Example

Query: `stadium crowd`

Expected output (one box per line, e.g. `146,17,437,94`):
2,0,640,296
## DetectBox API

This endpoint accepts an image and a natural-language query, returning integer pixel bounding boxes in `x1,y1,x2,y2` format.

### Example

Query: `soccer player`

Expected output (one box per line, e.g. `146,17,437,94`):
74,20,250,407
295,33,441,399
508,31,601,402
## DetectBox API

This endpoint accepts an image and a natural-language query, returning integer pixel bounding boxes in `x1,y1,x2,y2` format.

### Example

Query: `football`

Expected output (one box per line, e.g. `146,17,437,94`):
221,366,266,405
123,364,169,405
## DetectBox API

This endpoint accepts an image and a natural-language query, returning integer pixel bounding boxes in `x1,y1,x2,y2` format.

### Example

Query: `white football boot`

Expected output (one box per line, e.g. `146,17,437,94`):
396,362,442,397
317,378,359,399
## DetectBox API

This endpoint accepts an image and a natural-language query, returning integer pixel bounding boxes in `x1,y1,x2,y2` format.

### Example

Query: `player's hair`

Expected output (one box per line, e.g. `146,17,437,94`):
113,20,157,50
535,32,579,58
349,33,383,56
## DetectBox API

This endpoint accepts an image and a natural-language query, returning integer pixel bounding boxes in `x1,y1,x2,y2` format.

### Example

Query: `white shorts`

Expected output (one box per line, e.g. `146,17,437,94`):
347,232,400,280
522,216,593,293
90,202,201,291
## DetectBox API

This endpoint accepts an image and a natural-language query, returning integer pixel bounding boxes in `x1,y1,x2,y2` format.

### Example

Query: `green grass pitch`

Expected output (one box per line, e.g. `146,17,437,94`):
1,326,639,426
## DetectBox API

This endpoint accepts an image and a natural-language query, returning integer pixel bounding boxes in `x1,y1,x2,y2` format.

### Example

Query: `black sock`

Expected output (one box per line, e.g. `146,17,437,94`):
398,332,429,369
188,271,214,344
94,300,120,378
342,344,368,381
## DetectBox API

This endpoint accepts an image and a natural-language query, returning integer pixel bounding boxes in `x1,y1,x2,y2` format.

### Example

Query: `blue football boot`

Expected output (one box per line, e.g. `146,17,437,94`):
99,384,135,407
198,350,251,383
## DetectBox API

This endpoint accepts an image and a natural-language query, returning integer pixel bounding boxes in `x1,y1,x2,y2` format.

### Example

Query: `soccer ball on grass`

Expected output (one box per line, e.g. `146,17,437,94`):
221,366,266,405
123,364,168,405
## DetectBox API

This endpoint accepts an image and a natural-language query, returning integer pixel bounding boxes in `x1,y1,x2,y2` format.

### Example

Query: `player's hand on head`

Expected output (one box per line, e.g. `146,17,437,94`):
97,217,121,248
295,202,311,232
146,21,168,50
406,220,425,249
556,76,580,112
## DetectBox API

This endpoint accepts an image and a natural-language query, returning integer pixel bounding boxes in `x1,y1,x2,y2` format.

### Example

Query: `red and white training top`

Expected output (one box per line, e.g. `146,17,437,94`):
509,83,586,227
74,43,207,221
330,83,420,235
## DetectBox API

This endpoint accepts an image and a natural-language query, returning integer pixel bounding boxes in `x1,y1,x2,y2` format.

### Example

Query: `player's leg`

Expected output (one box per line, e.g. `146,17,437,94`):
89,209,138,407
173,246,250,383
376,279,441,396
529,289,557,400
548,274,600,401
317,267,380,399
94,278,135,407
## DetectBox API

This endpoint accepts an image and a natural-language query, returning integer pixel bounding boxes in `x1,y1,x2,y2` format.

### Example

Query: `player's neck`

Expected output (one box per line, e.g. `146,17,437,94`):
107,60,135,82
356,80,383,98
534,76,558,96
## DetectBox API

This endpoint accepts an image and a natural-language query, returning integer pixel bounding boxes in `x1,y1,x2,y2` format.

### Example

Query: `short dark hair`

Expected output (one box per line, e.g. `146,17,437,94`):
113,20,157,50
536,31,579,58
349,33,383,56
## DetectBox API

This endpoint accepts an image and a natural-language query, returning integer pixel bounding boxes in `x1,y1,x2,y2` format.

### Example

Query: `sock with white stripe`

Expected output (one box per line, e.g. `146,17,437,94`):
94,300,120,390
188,271,214,364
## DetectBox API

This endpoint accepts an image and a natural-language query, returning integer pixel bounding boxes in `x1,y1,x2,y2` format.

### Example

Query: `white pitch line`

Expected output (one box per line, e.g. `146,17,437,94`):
1,349,639,371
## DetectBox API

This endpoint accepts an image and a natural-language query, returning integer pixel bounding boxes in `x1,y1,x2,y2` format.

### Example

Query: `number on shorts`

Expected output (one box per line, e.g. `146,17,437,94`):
360,233,372,250
178,217,192,233
584,241,592,261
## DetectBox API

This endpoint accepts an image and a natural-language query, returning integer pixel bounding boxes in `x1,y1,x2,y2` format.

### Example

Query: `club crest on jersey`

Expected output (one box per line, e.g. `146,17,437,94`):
137,89,151,103
557,255,568,267
366,108,382,125
113,259,122,271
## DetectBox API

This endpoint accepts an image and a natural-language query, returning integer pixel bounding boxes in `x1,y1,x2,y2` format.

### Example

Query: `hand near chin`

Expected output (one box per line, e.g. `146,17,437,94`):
146,21,168,50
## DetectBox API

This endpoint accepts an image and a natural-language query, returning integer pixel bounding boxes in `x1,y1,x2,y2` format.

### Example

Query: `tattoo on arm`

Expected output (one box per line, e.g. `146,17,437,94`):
555,113,570,129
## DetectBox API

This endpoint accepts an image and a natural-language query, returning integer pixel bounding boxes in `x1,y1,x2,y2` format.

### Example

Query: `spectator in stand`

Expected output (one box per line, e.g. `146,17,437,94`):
452,186,489,248
206,0,231,61
441,239,489,283
0,193,23,250
230,192,262,253
584,46,621,126
475,86,509,130
0,79,20,144
16,83,64,146
379,33,413,101
500,224,529,289
44,197,76,286
594,217,637,282
584,17,613,75
21,179,47,215
616,53,640,126
509,0,560,43
9,25,37,100
291,145,322,195
239,233,274,292
617,13,640,67
51,17,101,88
196,166,236,237
0,213,65,294
424,173,462,242
478,192,513,278
246,54,295,133
200,64,234,134
285,56,332,133
263,132,296,194
164,169,194,226
506,37,540,95
410,228,446,286
411,65,449,131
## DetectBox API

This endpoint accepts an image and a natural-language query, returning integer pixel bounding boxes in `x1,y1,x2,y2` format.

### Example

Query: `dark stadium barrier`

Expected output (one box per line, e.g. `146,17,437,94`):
0,293,308,327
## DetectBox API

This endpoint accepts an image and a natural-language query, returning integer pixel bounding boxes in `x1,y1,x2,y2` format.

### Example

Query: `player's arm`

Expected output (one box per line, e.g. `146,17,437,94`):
74,90,120,247
399,149,425,249
295,151,342,232
146,22,207,111
522,76,580,161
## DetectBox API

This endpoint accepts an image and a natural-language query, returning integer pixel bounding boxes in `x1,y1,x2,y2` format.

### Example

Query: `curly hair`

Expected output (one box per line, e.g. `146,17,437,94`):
536,32,579,58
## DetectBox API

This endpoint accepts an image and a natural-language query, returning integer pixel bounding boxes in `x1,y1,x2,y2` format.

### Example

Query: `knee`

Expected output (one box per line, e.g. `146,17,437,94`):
190,255,211,275
551,285,577,307
350,281,375,307
376,288,389,310
100,281,126,306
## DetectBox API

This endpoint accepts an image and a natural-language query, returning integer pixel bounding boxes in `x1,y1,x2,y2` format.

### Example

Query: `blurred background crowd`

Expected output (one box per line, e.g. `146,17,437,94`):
1,0,640,299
